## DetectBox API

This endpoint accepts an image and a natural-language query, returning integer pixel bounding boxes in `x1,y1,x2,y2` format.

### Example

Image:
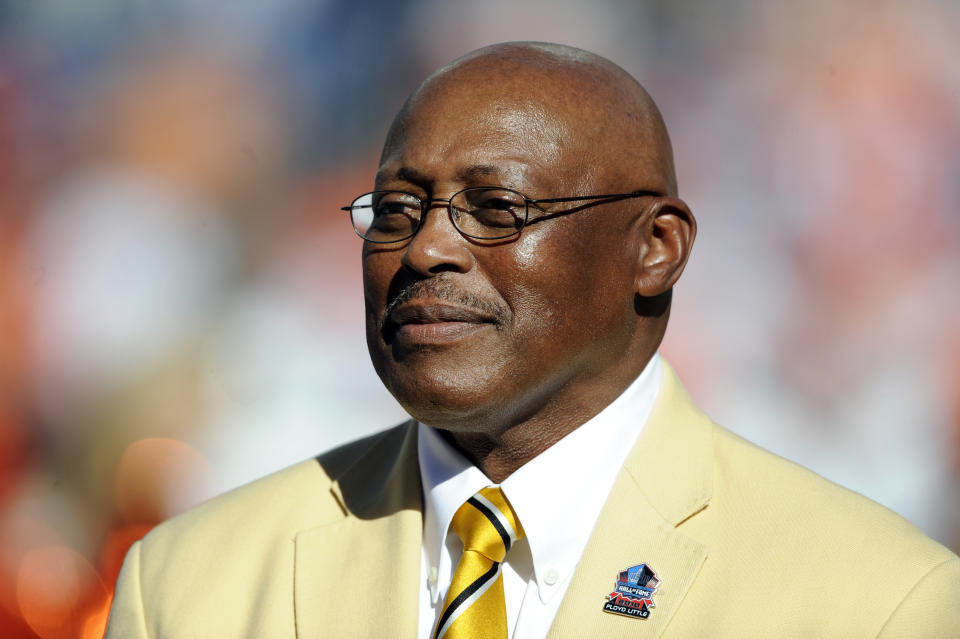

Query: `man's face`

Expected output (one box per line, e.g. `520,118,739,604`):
362,83,641,434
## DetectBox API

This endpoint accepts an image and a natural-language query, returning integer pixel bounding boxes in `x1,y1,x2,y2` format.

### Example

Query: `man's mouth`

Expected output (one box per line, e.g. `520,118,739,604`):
385,300,498,344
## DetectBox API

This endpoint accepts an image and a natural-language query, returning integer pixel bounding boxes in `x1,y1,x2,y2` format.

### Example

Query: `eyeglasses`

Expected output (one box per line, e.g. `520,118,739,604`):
341,186,660,243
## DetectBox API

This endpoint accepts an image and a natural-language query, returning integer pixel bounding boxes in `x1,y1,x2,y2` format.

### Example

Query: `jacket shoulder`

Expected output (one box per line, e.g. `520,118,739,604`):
710,424,955,561
143,424,406,550
123,423,412,636
685,424,959,635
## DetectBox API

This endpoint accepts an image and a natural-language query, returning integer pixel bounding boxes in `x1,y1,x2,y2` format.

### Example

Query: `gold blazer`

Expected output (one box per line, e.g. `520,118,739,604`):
106,362,960,638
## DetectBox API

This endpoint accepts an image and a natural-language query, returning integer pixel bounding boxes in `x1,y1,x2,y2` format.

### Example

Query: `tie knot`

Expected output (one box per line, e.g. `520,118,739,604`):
450,487,524,563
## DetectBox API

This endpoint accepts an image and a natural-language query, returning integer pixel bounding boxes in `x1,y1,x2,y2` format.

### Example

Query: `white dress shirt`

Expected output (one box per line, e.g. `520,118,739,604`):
417,354,663,639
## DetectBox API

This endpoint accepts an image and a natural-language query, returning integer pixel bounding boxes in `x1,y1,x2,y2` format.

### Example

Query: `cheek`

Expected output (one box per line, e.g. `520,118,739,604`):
361,249,396,309
508,226,599,302
503,234,561,311
512,233,541,271
497,233,583,342
503,224,633,338
360,251,399,353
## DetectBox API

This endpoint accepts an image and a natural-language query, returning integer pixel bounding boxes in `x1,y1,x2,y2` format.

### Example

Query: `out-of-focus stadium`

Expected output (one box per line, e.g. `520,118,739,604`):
0,1,958,636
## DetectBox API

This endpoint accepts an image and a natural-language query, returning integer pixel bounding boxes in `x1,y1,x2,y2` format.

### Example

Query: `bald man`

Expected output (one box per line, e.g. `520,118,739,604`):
106,43,959,638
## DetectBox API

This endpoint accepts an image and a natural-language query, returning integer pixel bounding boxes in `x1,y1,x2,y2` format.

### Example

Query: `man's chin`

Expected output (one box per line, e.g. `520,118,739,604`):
398,393,489,427
387,379,505,431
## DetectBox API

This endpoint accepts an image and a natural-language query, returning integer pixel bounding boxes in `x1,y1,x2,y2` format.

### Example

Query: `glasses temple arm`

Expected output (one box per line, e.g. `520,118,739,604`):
529,191,659,205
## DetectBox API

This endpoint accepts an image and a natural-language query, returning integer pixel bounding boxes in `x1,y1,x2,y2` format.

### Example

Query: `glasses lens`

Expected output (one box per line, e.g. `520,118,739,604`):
350,191,421,242
451,187,527,239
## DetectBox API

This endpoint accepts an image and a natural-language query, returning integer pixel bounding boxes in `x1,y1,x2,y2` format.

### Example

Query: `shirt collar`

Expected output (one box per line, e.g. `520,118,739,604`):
418,354,663,603
418,425,488,602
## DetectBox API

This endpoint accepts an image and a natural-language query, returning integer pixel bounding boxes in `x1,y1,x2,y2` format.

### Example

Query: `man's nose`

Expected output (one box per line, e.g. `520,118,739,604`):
400,199,473,275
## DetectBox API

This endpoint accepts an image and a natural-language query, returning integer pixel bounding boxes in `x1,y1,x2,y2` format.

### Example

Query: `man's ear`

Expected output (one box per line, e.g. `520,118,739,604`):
633,197,696,297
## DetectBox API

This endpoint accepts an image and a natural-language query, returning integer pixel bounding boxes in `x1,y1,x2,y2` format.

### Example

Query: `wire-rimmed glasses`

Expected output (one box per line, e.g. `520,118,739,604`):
341,186,659,243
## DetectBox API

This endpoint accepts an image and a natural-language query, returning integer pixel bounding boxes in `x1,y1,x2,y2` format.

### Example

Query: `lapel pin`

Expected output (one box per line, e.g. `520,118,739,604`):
602,563,660,619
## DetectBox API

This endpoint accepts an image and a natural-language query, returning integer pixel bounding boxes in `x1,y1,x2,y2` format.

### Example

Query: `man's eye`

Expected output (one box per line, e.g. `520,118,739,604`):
482,197,521,210
373,202,417,217
372,193,420,217
369,197,419,231
472,199,524,228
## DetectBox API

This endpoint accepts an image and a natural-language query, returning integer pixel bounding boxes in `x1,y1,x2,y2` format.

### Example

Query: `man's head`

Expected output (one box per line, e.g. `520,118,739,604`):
360,42,695,455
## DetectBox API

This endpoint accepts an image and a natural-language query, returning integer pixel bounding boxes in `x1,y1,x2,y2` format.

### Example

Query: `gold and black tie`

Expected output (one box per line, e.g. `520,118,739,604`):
432,487,524,639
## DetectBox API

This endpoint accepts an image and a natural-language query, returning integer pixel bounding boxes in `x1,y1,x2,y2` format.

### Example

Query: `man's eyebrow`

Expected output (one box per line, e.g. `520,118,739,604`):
376,166,431,185
455,165,501,182
376,164,506,186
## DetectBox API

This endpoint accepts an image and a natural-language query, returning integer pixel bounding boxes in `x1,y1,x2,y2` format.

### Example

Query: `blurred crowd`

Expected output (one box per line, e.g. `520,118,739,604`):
0,1,958,637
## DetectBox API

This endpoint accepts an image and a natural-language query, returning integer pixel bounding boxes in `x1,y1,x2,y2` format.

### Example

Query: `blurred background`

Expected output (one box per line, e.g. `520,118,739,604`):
0,0,958,636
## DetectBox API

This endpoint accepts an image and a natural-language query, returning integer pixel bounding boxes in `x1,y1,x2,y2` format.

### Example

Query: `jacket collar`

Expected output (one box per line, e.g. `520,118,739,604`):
294,421,422,639
547,360,713,638
625,360,714,525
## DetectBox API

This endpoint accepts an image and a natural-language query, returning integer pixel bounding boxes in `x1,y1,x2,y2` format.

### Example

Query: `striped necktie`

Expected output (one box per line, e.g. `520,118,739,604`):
433,487,524,639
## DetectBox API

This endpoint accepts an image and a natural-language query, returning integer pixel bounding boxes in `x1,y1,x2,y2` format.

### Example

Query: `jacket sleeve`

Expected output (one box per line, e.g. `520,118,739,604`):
104,541,150,639
877,556,960,638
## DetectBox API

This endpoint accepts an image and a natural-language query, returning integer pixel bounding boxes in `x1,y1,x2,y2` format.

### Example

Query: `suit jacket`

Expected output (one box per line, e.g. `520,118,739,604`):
106,362,960,638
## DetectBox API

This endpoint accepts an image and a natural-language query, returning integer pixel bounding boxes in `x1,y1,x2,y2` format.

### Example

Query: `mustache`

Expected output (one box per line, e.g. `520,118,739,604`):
382,279,508,327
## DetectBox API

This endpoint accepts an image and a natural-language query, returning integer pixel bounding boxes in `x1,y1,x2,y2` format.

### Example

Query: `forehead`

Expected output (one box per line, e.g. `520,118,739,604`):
378,75,596,193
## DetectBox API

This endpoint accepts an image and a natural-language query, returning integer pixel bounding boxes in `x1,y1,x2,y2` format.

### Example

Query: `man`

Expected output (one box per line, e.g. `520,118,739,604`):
106,42,959,638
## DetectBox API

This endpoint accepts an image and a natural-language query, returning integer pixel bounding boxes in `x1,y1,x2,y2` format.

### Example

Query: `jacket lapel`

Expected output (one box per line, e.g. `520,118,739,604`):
294,422,423,638
548,362,713,638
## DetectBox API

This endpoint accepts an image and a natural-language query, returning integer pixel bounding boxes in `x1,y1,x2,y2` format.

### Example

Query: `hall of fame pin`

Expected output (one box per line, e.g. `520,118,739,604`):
602,564,660,619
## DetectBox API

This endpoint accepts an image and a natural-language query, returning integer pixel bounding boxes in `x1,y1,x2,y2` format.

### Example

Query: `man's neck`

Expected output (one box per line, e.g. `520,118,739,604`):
443,427,560,483
443,352,659,482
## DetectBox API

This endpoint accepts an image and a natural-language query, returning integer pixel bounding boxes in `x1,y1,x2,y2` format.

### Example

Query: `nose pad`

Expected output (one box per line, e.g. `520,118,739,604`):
447,204,463,226
399,200,472,275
